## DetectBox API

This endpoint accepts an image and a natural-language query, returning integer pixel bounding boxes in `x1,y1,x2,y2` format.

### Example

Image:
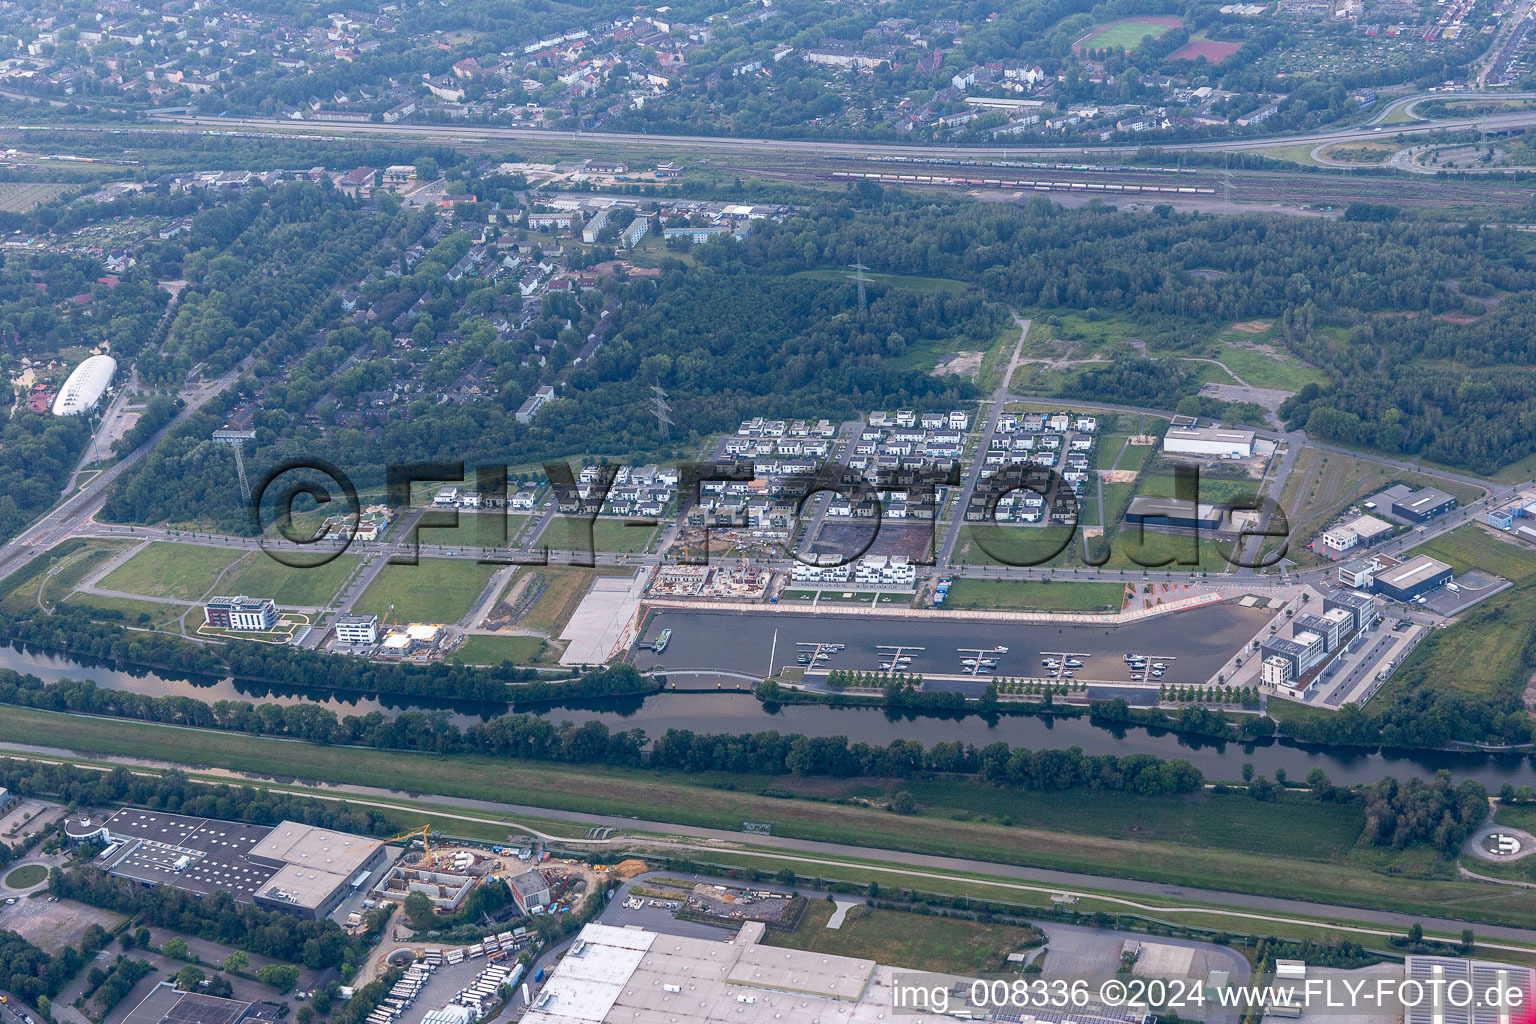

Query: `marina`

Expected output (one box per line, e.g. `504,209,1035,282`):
631,602,1272,686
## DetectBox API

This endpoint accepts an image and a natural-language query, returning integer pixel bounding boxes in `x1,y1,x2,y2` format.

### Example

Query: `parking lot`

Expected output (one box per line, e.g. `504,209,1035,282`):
1418,570,1509,617
0,800,64,843
0,894,125,954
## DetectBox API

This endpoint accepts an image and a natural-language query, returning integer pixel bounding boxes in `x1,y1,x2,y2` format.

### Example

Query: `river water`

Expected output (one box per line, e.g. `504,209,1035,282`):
3,642,1534,788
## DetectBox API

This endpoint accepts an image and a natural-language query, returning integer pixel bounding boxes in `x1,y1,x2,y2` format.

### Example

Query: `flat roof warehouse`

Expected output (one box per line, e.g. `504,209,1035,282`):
91,808,390,919
523,922,1150,1024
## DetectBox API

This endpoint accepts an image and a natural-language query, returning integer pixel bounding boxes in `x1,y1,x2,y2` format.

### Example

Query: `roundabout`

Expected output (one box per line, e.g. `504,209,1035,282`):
1466,824,1536,863
1,862,48,892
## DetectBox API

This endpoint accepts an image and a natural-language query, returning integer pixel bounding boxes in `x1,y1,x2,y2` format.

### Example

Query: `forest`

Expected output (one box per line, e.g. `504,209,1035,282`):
1360,774,1489,857
81,182,1536,549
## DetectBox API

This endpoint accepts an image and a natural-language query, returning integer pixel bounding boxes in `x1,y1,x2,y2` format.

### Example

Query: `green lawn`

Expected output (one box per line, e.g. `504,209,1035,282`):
1211,341,1329,392
1382,580,1536,702
1138,473,1264,506
450,633,545,666
2,864,47,889
353,558,499,625
941,579,1126,611
1495,805,1536,831
765,901,1040,974
1413,524,1536,583
61,593,192,627
411,511,529,550
1,539,134,615
1078,18,1178,50
540,516,658,554
215,553,363,607
99,542,246,601
872,784,1366,861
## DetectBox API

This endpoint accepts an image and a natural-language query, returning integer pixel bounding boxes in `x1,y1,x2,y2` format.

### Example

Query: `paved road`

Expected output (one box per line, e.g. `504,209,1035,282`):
0,358,252,585
6,739,1535,951
936,315,1031,568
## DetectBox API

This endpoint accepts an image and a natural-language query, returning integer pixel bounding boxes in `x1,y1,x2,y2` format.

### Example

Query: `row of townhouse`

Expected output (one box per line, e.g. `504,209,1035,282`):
997,411,1098,434
848,422,965,477
825,489,937,520
736,416,840,439
684,496,798,532
723,435,835,460
790,555,917,589
868,409,971,431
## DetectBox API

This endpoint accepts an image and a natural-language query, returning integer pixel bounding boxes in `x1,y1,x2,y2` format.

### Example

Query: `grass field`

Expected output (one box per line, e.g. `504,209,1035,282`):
353,558,499,624
940,579,1126,611
765,901,1040,974
1074,17,1180,51
1383,580,1536,702
1412,524,1536,583
99,542,245,601
1495,804,1536,831
1209,340,1328,392
449,633,545,665
512,565,636,635
62,593,192,627
2,864,47,889
539,516,657,554
0,182,74,212
2,706,1534,927
884,334,989,375
411,511,530,550
0,539,135,616
1276,449,1484,548
1139,472,1264,506
956,524,1238,573
215,553,362,608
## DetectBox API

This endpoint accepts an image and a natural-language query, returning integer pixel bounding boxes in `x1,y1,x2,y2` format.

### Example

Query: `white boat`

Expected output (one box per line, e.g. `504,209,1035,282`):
994,646,1009,653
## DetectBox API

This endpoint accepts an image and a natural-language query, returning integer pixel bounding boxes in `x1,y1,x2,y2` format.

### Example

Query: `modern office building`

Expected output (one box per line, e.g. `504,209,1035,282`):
1323,588,1378,632
334,614,379,644
204,596,278,631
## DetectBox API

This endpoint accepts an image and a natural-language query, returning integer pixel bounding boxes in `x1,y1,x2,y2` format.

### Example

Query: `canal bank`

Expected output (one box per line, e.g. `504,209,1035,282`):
4,642,1535,789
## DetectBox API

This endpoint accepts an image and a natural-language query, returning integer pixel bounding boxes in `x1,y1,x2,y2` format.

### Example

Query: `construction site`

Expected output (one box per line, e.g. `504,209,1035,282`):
369,827,601,923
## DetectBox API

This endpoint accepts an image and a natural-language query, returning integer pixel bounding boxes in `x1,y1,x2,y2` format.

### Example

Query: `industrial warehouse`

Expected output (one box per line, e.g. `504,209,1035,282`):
67,809,393,919
521,922,1153,1024
1339,553,1455,603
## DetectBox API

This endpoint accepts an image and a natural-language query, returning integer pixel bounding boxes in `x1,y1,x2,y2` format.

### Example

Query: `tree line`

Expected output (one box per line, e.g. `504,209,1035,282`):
0,670,1214,791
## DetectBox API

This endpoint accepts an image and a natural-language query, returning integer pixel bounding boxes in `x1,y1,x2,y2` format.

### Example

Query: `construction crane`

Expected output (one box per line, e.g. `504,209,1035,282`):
375,824,436,866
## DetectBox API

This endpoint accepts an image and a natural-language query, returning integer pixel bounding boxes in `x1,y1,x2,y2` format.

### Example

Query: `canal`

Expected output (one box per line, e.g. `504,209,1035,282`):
2,641,1534,789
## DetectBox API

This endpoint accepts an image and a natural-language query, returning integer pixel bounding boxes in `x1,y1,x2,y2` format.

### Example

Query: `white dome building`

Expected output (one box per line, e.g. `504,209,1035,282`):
52,354,117,416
